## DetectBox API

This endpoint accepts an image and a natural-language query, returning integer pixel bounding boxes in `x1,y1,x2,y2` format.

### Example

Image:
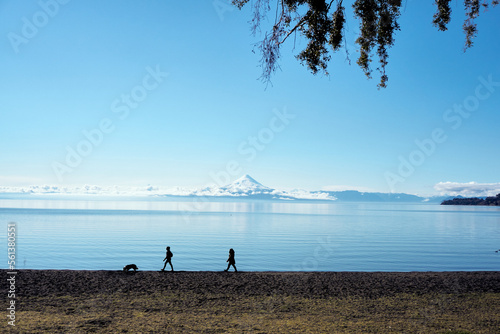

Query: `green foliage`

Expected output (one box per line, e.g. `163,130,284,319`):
329,2,346,52
353,0,401,88
433,0,452,31
296,1,334,75
233,0,498,88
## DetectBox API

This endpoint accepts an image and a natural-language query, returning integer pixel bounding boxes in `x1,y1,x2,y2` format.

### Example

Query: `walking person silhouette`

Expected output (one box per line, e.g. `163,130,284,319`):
162,246,174,272
224,248,237,272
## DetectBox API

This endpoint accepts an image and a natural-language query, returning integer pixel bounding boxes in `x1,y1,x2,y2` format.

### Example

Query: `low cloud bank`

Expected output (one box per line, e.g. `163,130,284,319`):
434,182,500,197
0,184,335,201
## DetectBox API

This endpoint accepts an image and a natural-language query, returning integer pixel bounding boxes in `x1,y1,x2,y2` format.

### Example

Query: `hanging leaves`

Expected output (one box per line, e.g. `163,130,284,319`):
296,1,332,74
432,0,498,51
233,0,498,88
375,0,402,88
433,0,452,31
352,0,401,88
329,1,346,52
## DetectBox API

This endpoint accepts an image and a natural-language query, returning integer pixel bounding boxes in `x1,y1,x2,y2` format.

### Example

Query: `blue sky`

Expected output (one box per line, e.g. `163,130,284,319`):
0,0,499,196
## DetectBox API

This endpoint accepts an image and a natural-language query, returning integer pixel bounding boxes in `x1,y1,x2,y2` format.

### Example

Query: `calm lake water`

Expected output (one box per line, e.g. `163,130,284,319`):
1,196,499,271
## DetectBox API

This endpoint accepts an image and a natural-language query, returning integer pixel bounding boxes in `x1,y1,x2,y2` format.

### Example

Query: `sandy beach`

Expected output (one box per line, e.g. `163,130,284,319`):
6,270,500,333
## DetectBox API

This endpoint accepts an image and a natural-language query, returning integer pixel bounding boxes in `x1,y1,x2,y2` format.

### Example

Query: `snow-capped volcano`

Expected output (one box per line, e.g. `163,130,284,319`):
211,174,335,200
220,174,272,195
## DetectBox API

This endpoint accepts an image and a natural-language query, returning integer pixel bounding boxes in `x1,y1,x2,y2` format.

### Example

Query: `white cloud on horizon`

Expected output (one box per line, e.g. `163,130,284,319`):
0,184,336,201
0,184,193,197
434,182,500,197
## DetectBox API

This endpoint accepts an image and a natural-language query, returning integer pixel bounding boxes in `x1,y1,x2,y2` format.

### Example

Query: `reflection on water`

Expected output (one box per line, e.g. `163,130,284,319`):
0,196,365,214
0,197,499,271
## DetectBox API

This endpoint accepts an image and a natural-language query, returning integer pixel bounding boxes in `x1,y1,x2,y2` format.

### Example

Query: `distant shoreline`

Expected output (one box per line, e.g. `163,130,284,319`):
441,193,500,206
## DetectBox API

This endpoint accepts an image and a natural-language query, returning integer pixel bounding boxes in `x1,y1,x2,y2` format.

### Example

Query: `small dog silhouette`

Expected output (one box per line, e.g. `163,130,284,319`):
123,264,138,272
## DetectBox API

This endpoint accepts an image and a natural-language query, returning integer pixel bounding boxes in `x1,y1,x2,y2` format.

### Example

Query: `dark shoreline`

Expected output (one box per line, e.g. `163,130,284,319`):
441,193,500,206
7,269,500,298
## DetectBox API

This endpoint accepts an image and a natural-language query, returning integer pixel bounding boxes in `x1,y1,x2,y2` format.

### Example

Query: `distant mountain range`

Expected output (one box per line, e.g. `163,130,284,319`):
321,190,447,203
192,174,449,202
0,174,451,203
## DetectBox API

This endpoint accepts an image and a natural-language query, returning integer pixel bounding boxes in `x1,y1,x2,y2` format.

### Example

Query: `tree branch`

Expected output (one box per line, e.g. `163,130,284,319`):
279,17,307,45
